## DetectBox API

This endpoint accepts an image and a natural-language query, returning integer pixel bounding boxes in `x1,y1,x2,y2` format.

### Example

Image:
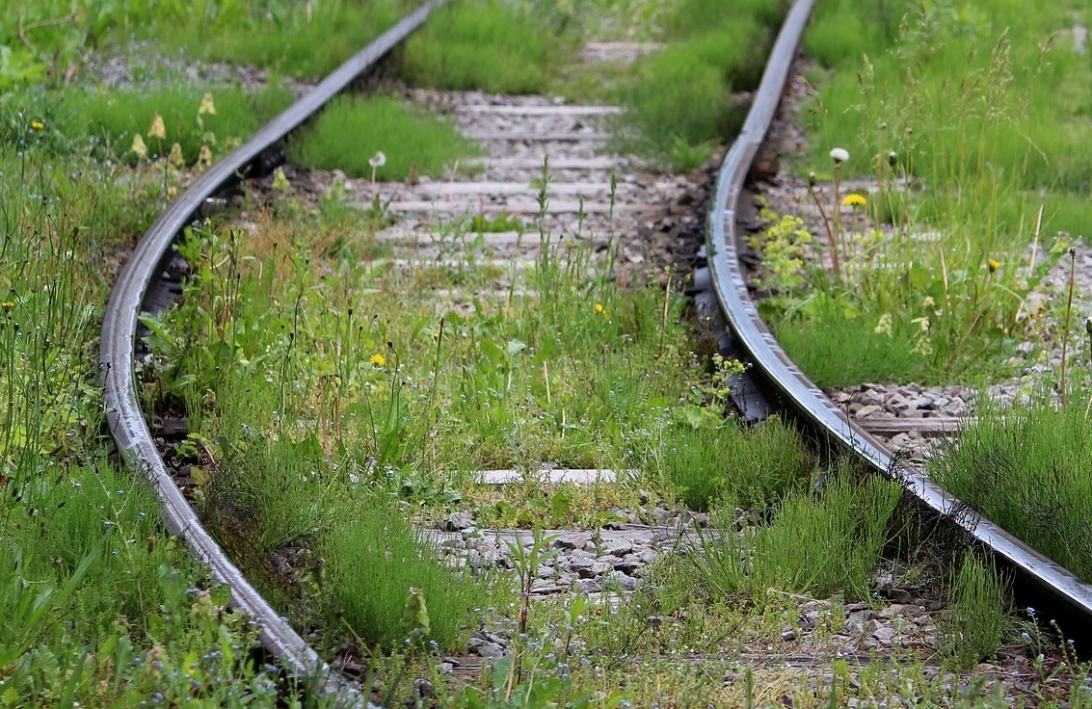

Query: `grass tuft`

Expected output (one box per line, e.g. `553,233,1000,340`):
622,25,758,167
937,551,1009,668
288,94,481,181
400,0,563,95
324,497,497,652
929,393,1092,584
696,466,901,603
68,84,293,164
773,295,938,387
662,417,813,512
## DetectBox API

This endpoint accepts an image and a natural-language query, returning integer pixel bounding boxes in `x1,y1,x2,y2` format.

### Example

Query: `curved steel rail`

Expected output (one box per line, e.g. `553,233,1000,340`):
99,4,437,705
708,0,1092,628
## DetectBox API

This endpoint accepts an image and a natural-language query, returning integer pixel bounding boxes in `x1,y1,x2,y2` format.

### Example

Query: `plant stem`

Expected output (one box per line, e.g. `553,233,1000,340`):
807,184,840,281
658,268,672,359
1060,248,1077,407
832,163,845,274
947,271,994,373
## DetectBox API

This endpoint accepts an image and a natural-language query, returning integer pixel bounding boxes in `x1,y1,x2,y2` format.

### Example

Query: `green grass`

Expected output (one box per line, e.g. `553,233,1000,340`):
2,0,410,90
929,392,1092,584
288,94,481,181
400,0,565,95
758,0,1092,384
937,552,1010,668
138,171,813,652
0,147,296,706
45,84,294,164
325,498,496,651
801,0,1092,235
661,0,789,39
617,0,784,169
661,417,814,512
695,466,902,603
198,1,404,78
622,27,753,159
773,294,940,387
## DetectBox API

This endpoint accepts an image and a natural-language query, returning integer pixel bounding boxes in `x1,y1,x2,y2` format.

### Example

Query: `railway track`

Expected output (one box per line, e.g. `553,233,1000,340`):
97,0,1092,703
697,0,1092,637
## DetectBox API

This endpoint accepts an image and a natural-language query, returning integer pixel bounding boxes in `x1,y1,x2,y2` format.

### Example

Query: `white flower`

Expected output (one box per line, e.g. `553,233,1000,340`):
369,151,386,168
829,147,849,163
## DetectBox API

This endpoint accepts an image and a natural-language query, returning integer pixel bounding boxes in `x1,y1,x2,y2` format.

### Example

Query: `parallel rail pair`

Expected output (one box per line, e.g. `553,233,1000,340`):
97,0,1092,705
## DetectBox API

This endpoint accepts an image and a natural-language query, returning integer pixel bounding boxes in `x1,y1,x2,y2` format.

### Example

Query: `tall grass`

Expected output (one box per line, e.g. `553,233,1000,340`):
325,497,496,651
620,0,784,169
288,95,481,180
803,0,1092,235
660,417,813,512
929,393,1092,584
695,466,901,603
400,0,564,95
0,147,288,706
756,0,1089,384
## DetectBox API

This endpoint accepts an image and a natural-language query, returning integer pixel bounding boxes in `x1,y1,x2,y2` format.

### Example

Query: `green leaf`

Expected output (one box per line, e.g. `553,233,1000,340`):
550,489,572,522
401,587,430,637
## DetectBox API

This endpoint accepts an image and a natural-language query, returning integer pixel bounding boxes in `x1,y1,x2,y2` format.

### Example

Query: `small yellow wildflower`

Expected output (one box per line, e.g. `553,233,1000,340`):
271,167,290,191
30,120,44,131
842,193,867,208
1,301,14,312
198,145,213,170
131,133,148,159
873,312,893,336
168,142,185,168
370,353,387,368
594,303,605,314
149,114,166,141
198,92,217,116
987,258,1001,274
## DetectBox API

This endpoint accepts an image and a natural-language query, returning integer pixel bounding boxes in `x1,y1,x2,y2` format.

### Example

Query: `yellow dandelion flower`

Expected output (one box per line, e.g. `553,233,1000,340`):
149,114,166,141
370,353,387,368
1,301,14,312
30,120,44,131
842,193,867,208
198,92,217,116
987,258,1001,273
131,133,148,159
594,303,605,314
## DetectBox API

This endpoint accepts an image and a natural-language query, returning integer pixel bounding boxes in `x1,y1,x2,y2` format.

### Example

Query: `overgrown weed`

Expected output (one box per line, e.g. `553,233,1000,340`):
937,551,1010,667
764,1,1088,382
401,0,565,95
929,390,1092,584
288,94,481,181
694,462,901,603
0,145,297,705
